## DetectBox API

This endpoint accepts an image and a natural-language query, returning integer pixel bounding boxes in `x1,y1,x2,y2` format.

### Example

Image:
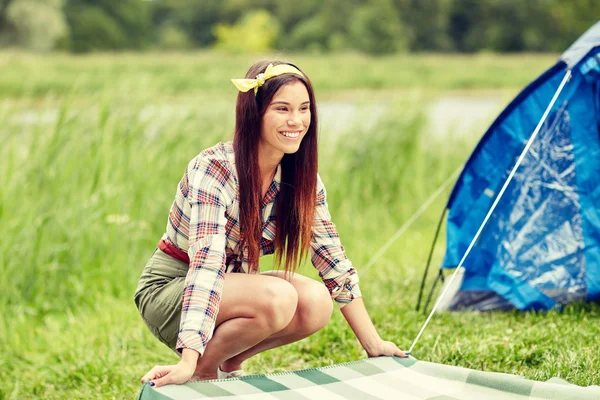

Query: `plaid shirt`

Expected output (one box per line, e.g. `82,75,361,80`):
161,141,361,355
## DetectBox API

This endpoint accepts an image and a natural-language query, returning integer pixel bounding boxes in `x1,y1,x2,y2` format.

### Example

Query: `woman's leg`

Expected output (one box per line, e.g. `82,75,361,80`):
220,271,334,373
192,273,298,379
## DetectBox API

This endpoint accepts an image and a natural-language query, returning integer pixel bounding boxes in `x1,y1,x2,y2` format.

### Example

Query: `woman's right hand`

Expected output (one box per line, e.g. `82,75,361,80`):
141,361,195,387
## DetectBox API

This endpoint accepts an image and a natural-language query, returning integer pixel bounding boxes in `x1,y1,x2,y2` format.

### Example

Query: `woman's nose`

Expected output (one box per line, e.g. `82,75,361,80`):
287,113,301,126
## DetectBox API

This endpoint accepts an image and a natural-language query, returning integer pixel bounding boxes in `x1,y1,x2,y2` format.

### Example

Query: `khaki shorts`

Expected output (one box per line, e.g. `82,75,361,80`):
134,248,188,354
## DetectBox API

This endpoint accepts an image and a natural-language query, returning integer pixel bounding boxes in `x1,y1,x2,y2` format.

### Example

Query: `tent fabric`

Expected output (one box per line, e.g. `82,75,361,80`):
562,21,600,68
440,21,600,311
138,356,600,400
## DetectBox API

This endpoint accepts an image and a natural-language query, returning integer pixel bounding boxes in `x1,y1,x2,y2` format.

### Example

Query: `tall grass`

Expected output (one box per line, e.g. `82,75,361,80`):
1,52,598,399
0,90,457,318
0,51,557,99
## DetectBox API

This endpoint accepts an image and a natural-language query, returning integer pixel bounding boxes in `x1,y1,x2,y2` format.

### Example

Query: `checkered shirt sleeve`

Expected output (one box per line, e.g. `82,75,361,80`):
176,157,230,355
311,175,362,306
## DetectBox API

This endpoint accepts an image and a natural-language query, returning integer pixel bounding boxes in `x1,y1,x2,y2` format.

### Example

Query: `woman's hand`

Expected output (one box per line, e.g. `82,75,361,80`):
366,339,409,358
140,360,195,387
339,299,409,359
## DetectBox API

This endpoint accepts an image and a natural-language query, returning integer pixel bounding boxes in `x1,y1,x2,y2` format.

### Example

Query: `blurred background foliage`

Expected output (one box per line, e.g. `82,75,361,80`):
0,0,598,54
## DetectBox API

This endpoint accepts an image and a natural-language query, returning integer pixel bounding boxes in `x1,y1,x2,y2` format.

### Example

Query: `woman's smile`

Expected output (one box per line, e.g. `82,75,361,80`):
278,130,303,139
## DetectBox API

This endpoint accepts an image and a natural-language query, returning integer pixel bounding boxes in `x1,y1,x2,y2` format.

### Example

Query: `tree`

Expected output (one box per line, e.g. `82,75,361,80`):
0,0,14,36
273,0,321,50
393,0,453,51
446,0,483,52
4,0,68,51
152,0,222,47
65,0,152,52
67,6,125,52
285,14,329,52
349,0,407,54
544,0,600,51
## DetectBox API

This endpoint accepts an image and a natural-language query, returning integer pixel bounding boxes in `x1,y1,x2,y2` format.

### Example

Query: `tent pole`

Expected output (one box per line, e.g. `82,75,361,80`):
416,207,447,312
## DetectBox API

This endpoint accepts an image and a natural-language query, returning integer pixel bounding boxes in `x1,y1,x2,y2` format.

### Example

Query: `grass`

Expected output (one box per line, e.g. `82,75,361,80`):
1,51,598,399
0,51,557,99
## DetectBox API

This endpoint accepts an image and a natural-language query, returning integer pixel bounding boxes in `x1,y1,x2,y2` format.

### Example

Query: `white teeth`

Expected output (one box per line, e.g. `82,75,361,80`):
280,131,300,138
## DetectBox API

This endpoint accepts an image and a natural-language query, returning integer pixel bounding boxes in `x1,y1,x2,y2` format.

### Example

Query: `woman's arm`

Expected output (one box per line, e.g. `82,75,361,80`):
177,157,231,354
310,175,407,357
341,298,408,357
141,156,232,387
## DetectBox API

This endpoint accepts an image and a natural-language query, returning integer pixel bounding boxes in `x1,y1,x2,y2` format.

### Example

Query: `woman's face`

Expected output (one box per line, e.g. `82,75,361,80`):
259,80,311,160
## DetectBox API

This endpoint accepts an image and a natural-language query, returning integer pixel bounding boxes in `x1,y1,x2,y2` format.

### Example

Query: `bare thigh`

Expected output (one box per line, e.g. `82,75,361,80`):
261,270,326,292
214,272,298,327
261,270,333,333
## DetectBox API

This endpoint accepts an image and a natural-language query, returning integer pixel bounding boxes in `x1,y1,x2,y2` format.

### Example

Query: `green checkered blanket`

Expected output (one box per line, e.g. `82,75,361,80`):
138,356,600,400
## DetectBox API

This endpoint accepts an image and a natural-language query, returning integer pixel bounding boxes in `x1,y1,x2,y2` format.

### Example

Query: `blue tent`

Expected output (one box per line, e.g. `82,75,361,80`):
423,22,600,312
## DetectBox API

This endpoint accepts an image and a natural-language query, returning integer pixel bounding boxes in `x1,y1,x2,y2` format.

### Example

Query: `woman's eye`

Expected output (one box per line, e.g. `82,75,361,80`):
276,107,287,111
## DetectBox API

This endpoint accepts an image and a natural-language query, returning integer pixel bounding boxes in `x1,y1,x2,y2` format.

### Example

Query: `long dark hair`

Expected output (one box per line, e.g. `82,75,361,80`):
233,60,318,275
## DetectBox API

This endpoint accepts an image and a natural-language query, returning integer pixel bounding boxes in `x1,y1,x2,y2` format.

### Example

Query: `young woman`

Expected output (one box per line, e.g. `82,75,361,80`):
135,60,407,387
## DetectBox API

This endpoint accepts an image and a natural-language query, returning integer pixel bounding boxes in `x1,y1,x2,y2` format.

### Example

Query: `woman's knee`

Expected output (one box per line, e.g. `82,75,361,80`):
295,281,333,335
257,278,298,333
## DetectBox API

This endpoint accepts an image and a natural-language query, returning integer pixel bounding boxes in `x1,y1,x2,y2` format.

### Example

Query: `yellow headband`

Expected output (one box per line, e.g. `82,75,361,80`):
231,63,305,95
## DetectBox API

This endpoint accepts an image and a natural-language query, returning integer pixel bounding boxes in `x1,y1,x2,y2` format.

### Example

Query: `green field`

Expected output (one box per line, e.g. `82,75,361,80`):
2,51,598,399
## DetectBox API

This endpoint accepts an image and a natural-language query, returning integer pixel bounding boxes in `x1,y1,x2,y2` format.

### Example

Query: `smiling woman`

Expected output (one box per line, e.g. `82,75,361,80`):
133,59,408,388
261,82,310,155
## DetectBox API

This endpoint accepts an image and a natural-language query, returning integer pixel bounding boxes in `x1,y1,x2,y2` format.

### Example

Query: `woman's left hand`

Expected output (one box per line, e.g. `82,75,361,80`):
366,339,408,358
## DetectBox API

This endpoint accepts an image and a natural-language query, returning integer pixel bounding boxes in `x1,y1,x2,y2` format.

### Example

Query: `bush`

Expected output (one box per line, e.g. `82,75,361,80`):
157,24,191,50
68,6,125,53
349,0,407,55
284,15,328,52
213,9,280,53
5,0,68,51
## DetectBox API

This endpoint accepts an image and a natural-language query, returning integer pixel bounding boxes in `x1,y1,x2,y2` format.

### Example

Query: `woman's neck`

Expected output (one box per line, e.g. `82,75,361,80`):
257,146,283,184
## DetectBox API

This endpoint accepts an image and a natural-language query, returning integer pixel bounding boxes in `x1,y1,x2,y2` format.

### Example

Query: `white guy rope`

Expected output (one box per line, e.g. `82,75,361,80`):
362,165,463,273
408,69,572,354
